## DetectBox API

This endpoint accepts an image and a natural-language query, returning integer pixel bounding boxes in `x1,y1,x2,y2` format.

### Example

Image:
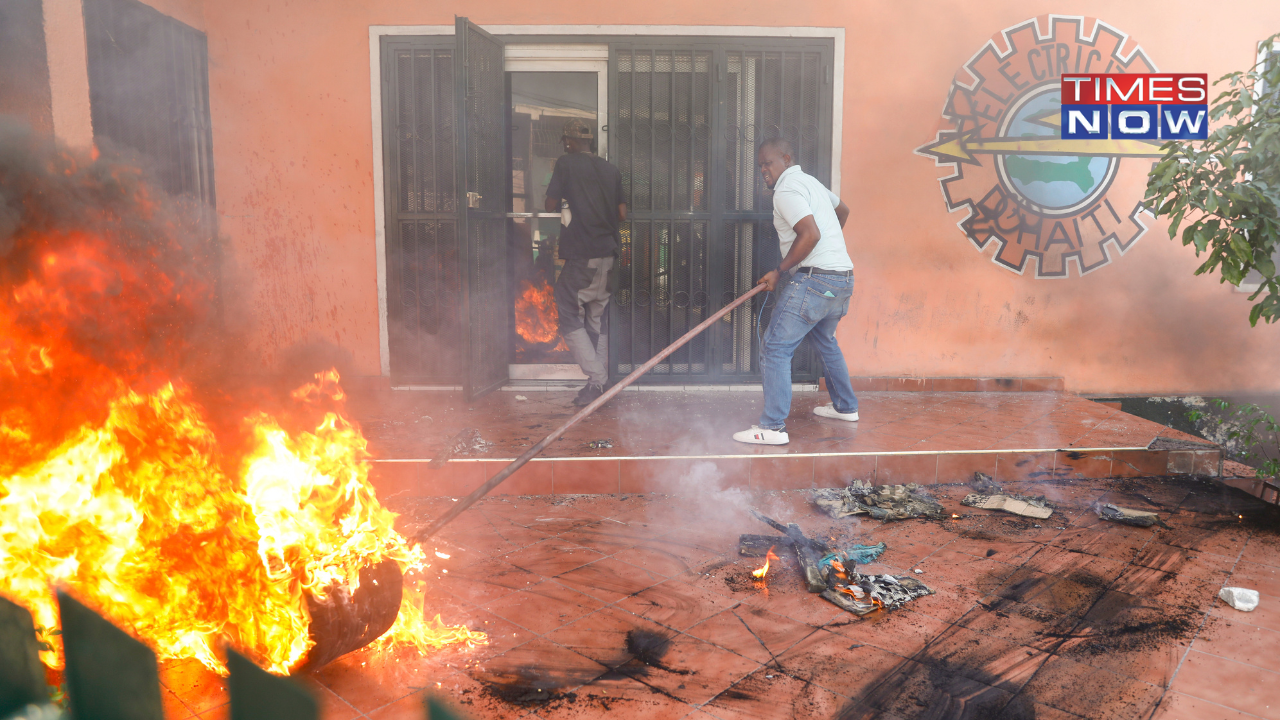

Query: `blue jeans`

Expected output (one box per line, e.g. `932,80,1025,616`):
759,271,858,431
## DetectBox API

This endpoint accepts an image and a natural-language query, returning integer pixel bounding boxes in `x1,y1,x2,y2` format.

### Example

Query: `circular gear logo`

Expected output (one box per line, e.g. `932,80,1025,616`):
916,16,1164,278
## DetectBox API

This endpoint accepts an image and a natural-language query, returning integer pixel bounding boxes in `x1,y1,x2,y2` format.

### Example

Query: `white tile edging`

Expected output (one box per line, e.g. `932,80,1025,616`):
370,446,1152,463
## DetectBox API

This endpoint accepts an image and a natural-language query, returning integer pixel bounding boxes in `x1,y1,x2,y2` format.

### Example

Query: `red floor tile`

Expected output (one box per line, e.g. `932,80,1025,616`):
501,537,606,578
552,459,619,495
1021,656,1164,719
312,647,433,715
749,455,815,491
1168,649,1280,719
628,632,762,706
813,454,876,486
481,580,605,635
443,558,542,605
874,453,938,485
615,578,740,632
1150,691,1261,720
995,452,1056,482
159,660,228,716
541,606,671,666
698,667,849,718
917,624,1050,693
1192,614,1280,674
553,556,666,604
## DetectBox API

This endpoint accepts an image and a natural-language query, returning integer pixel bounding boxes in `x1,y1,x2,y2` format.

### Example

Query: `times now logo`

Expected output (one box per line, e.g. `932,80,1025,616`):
1060,74,1208,140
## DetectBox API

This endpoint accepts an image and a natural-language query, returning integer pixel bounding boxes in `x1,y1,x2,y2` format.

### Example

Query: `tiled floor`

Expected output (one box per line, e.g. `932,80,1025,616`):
352,389,1217,497
160,474,1280,720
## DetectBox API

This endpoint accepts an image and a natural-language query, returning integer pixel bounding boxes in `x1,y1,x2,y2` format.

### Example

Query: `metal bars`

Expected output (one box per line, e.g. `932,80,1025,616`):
455,19,509,400
382,37,465,384
83,0,216,218
610,39,833,383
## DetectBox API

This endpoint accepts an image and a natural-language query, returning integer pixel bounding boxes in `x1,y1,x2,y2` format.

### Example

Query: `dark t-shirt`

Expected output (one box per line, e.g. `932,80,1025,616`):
546,152,624,259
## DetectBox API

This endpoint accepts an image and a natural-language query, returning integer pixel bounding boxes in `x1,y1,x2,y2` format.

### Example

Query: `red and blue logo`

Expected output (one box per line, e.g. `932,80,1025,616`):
1060,74,1208,140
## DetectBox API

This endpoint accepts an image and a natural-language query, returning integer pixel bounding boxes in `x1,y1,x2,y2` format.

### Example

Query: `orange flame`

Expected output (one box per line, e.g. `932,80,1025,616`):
514,279,567,350
0,143,484,676
752,546,780,579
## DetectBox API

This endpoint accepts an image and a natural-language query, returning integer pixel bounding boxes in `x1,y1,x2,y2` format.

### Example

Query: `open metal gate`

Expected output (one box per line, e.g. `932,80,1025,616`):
609,40,835,384
381,20,509,398
455,19,509,399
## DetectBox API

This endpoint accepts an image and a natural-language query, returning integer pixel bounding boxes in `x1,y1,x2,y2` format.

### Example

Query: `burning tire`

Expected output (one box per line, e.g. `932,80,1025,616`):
295,559,405,674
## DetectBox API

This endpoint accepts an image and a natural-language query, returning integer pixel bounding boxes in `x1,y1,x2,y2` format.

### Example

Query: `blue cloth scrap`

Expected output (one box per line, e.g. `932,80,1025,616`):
819,542,887,570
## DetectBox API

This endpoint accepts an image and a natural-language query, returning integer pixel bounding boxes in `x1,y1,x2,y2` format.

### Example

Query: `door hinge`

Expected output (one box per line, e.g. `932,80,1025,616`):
467,191,482,208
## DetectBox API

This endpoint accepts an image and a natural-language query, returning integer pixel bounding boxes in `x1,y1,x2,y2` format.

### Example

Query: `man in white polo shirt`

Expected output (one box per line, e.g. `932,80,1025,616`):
733,138,859,445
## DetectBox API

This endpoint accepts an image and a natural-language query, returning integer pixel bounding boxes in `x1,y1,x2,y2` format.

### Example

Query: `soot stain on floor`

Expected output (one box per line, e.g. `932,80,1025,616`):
470,627,685,711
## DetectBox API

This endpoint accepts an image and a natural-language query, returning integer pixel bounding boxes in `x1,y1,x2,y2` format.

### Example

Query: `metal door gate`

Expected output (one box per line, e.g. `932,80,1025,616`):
380,20,510,397
455,19,509,399
381,36,463,385
609,40,835,384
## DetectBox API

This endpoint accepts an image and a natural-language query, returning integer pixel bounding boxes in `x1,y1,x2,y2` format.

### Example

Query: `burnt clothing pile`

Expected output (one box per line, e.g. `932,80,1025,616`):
811,482,945,521
820,566,934,616
815,542,930,615
961,472,1056,519
1096,503,1170,528
743,513,932,617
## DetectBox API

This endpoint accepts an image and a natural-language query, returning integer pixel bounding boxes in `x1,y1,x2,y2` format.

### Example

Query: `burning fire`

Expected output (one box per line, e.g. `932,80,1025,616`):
0,138,483,675
752,546,780,579
514,279,567,350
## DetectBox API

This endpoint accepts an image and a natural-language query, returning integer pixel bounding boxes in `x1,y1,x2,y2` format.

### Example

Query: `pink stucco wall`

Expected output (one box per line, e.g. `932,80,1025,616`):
158,0,1280,393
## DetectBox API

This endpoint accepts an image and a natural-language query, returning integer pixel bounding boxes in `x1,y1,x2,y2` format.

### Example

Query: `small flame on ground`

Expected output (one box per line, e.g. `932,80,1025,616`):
434,550,451,560
952,514,961,519
752,546,780,579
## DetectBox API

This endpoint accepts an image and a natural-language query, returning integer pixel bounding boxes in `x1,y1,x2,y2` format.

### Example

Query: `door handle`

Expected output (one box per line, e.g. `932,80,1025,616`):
467,191,482,208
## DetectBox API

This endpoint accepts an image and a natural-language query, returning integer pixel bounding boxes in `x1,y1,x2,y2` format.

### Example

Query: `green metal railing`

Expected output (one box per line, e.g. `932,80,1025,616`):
0,594,464,720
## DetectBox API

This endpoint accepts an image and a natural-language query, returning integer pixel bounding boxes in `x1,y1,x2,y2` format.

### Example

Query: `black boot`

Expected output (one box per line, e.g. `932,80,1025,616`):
573,383,604,406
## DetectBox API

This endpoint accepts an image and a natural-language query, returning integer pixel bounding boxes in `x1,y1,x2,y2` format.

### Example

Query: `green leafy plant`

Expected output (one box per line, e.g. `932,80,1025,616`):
1187,399,1280,480
1145,33,1280,326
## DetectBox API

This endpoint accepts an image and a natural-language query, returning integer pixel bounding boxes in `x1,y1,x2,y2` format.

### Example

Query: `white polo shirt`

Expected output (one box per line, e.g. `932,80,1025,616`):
772,165,853,271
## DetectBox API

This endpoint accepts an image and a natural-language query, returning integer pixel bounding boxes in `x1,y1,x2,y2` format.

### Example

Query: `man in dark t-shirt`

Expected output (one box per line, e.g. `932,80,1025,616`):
545,119,627,406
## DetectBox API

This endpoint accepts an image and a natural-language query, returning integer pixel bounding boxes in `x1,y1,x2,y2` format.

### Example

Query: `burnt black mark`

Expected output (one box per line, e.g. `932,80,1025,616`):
474,665,588,705
837,655,1037,720
986,549,998,557
625,628,672,667
475,627,688,709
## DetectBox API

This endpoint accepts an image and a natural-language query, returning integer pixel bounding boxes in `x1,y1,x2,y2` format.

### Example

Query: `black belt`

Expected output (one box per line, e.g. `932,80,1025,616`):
795,266,852,277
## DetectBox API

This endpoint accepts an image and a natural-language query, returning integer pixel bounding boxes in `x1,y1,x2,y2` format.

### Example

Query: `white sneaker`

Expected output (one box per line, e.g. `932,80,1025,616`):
813,405,859,422
732,426,790,445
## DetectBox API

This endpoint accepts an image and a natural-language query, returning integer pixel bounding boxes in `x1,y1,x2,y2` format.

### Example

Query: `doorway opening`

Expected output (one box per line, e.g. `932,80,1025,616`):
508,71,598,370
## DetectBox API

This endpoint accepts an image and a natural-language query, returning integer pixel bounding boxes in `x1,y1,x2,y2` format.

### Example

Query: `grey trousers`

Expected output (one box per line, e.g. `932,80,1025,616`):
554,256,613,386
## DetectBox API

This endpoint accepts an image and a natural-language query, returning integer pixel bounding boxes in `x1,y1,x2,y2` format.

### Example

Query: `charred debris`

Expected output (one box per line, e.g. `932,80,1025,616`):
742,471,1178,619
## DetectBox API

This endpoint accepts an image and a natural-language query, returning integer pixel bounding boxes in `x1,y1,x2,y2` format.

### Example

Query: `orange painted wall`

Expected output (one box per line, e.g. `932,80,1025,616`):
185,0,1280,393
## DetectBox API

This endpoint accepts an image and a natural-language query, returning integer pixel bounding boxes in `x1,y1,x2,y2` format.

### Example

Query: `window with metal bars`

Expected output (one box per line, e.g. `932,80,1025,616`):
83,0,216,216
609,39,835,384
